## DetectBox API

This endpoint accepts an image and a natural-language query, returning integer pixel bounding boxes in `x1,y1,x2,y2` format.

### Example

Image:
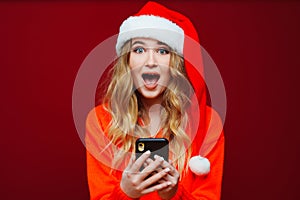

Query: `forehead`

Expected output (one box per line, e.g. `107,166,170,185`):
131,37,169,47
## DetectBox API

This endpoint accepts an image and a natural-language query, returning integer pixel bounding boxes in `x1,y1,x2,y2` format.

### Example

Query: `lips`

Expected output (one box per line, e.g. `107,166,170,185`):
142,73,160,89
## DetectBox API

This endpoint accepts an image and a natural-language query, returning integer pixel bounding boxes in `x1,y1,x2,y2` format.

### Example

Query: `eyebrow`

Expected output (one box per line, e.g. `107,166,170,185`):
157,41,169,46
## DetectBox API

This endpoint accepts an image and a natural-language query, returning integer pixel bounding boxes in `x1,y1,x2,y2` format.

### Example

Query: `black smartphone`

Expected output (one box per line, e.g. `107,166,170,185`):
135,138,169,161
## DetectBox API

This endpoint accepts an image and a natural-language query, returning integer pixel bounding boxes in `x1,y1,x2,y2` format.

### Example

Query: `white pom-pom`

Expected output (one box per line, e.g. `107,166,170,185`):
188,156,210,175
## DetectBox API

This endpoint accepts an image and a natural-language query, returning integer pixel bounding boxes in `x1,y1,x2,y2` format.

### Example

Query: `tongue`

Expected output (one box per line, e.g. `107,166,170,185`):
144,77,158,85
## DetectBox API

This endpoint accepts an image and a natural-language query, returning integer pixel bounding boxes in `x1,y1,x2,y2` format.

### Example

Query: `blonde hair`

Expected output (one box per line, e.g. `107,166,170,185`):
102,40,193,176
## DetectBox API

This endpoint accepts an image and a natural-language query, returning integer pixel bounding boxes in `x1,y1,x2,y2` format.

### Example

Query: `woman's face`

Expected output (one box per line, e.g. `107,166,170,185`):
129,38,171,102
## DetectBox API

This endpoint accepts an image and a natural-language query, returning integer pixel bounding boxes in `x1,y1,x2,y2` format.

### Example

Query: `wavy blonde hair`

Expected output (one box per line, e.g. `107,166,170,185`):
102,40,193,176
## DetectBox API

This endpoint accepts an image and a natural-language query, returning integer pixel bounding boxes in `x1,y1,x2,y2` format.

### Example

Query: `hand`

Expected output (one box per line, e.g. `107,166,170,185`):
145,155,180,199
120,151,171,198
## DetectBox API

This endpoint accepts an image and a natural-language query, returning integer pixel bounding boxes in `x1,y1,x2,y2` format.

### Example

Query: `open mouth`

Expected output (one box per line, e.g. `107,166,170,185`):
142,73,160,86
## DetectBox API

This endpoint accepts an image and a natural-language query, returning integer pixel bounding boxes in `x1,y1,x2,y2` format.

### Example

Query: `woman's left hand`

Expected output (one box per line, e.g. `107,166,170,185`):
145,155,180,199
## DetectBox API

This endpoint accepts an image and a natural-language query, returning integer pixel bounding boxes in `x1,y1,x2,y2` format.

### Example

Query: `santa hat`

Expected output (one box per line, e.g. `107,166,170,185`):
116,2,196,56
116,1,210,176
116,15,184,56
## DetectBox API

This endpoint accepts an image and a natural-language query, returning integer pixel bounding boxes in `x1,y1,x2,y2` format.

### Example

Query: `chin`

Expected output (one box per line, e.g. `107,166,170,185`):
138,86,165,100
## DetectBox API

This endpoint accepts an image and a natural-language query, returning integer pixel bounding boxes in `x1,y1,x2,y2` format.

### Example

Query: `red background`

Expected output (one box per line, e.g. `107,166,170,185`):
1,0,299,199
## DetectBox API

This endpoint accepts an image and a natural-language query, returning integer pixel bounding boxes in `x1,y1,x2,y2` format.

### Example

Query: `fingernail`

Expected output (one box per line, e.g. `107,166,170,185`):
164,167,170,172
154,155,164,161
145,150,151,154
167,181,172,185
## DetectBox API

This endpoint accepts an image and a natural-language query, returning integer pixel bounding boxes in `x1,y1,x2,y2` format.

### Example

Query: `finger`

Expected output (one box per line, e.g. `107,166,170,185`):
158,156,170,169
140,155,165,179
145,158,153,164
141,181,171,194
152,155,166,173
145,158,163,173
124,153,136,174
131,150,151,172
140,172,172,194
159,158,178,177
129,153,136,167
144,158,154,167
158,177,168,183
143,160,151,169
141,167,170,188
143,162,147,168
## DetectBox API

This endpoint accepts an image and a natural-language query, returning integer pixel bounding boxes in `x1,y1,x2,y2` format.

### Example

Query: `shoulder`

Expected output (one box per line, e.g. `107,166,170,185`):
86,104,112,131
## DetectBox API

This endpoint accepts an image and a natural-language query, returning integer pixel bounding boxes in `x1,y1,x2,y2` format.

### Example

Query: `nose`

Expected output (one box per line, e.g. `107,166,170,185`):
145,49,158,68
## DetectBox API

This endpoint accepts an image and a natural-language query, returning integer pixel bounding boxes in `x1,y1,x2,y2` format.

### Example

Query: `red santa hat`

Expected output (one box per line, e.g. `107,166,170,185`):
116,1,210,175
116,1,197,56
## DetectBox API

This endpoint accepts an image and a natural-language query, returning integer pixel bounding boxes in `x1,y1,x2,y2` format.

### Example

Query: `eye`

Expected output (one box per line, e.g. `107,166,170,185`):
132,47,145,54
157,48,170,55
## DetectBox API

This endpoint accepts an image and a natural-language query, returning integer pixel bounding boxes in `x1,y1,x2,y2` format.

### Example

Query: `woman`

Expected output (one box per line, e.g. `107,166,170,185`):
86,1,224,199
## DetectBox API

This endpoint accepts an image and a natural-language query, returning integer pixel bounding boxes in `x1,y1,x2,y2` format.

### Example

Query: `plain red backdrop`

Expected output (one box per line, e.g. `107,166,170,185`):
0,0,299,199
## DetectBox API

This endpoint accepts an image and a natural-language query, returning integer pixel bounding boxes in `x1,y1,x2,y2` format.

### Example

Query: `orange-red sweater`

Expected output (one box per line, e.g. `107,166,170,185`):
86,105,224,200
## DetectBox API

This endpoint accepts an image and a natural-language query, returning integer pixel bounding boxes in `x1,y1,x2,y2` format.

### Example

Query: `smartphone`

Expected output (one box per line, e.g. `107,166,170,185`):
135,138,169,161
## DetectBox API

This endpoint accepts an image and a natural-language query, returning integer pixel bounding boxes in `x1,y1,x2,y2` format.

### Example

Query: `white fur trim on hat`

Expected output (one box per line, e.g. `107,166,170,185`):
116,15,184,56
189,156,211,175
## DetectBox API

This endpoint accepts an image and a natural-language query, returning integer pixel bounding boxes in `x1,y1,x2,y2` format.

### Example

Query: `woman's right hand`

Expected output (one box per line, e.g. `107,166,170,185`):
120,150,171,199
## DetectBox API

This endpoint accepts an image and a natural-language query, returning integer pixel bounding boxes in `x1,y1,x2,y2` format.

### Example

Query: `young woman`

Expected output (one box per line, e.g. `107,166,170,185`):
85,1,224,199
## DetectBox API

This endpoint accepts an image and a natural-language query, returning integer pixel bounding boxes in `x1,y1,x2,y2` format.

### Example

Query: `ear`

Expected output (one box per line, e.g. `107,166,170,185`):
188,156,210,175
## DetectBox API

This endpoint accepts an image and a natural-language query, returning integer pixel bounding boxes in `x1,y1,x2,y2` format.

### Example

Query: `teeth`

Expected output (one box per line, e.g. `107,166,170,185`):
142,74,159,79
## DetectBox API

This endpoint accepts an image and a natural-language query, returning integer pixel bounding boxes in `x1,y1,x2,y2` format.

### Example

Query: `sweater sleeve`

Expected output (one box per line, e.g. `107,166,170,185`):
87,151,135,200
85,107,135,200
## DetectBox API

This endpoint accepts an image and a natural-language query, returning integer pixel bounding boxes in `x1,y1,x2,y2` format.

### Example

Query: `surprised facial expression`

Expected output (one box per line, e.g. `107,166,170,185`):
129,38,171,102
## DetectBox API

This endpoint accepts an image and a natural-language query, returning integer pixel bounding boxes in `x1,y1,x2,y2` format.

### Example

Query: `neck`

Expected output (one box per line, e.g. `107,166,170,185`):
140,96,164,136
140,95,163,113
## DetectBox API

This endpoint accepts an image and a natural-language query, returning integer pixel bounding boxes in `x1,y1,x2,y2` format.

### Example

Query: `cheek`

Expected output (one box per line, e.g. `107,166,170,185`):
129,56,140,82
128,54,134,68
156,55,170,68
129,54,142,69
129,68,141,89
164,57,171,67
161,67,171,83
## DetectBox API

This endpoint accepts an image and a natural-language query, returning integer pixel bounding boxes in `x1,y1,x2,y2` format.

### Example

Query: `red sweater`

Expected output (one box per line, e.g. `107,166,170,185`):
86,105,224,200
